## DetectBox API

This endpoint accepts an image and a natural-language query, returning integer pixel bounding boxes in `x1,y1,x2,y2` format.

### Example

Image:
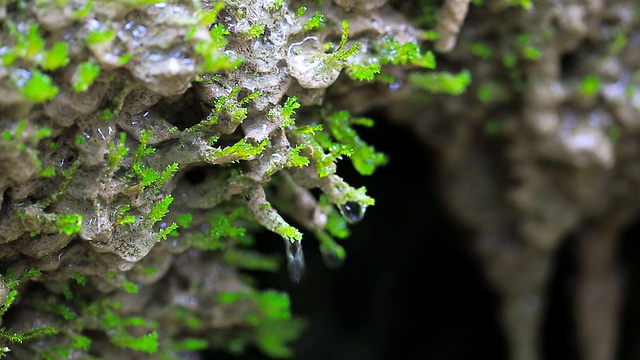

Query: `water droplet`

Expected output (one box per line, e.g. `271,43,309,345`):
285,240,305,283
339,201,366,224
321,248,345,269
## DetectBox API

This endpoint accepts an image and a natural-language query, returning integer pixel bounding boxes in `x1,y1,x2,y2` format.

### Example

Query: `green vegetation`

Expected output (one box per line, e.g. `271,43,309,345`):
323,111,388,176
73,62,101,92
580,75,601,96
16,70,59,102
0,269,57,358
56,213,84,235
303,13,324,31
410,69,472,95
219,290,304,358
86,30,115,44
248,24,266,38
107,133,129,170
0,0,471,358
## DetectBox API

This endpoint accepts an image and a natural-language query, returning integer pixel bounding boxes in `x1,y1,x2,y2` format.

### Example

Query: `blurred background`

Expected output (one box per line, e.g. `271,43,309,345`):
209,109,640,360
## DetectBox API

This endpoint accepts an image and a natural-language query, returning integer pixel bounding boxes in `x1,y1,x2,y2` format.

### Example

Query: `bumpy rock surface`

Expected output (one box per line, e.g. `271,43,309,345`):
3,0,638,359
0,0,424,358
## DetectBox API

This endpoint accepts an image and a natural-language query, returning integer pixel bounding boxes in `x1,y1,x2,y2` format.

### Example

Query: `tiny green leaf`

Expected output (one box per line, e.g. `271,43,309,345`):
73,62,101,92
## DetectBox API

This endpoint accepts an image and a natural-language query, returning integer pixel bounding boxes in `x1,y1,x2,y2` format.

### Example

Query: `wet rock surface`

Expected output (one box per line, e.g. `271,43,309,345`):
1,0,639,359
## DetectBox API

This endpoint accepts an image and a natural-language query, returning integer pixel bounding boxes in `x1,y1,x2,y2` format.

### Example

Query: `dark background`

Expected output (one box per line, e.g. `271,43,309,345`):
207,109,640,360
209,113,508,360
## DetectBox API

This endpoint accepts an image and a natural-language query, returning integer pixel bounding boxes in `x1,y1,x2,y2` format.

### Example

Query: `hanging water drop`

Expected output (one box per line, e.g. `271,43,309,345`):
339,201,366,224
285,240,305,283
320,247,345,269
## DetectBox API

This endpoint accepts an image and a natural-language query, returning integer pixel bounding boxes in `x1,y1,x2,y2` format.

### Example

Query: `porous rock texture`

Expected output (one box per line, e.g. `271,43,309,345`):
0,0,414,358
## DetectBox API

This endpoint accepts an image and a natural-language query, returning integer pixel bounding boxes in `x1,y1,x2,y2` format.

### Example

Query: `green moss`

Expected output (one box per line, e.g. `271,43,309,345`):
122,281,139,294
86,30,115,45
16,70,59,102
193,24,241,72
56,213,83,235
73,62,101,92
146,195,174,227
268,0,285,11
323,111,388,176
0,269,58,358
580,75,600,96
268,96,300,128
470,42,494,59
508,0,533,9
477,81,511,104
303,13,324,31
248,23,266,38
218,290,303,358
175,213,193,228
210,138,268,161
377,36,436,68
41,42,70,70
107,132,129,170
295,6,307,17
409,69,472,95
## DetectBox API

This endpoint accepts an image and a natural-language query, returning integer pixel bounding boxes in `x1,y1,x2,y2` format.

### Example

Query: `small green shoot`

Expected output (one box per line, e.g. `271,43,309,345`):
377,36,436,69
155,163,179,189
580,75,600,97
146,195,173,227
86,30,115,45
122,281,138,294
409,69,472,95
16,70,59,102
73,62,101,92
295,7,307,17
248,24,265,38
175,213,193,228
268,96,300,128
41,42,70,70
56,213,83,236
323,111,388,176
107,133,128,170
268,0,284,11
304,13,324,31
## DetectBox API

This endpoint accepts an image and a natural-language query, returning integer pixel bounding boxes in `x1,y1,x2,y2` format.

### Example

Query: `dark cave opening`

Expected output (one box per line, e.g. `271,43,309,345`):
616,218,640,360
206,110,506,359
541,234,579,360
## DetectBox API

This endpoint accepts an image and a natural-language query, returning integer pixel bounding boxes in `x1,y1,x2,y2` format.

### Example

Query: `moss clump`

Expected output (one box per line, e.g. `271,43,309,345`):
0,0,468,358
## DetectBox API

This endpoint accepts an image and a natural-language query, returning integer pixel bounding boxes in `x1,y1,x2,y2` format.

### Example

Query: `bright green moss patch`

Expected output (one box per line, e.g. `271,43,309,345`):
477,81,511,104
0,269,58,358
56,213,83,235
323,111,388,176
193,24,242,72
470,42,493,59
377,36,436,68
107,133,128,170
73,62,101,92
122,281,139,294
295,6,307,17
410,69,472,95
580,75,600,96
41,42,70,70
86,30,115,44
303,13,324,31
16,70,59,102
248,24,266,38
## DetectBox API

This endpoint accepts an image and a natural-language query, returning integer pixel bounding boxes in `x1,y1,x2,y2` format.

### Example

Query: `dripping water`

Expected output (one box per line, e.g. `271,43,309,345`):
285,240,305,283
320,247,345,269
339,201,366,224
